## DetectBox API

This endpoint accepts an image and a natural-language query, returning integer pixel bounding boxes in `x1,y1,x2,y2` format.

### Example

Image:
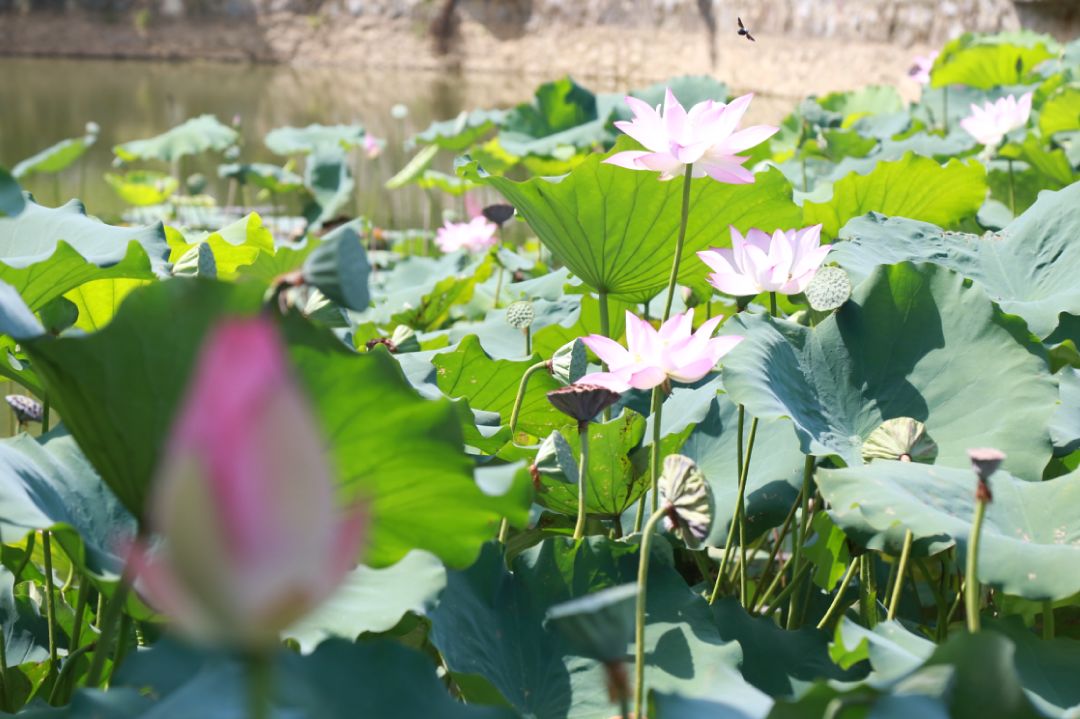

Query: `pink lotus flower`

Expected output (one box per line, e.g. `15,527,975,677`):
363,133,383,159
908,51,938,84
697,225,829,297
577,309,742,392
605,89,778,183
435,216,498,253
129,317,366,648
959,92,1033,148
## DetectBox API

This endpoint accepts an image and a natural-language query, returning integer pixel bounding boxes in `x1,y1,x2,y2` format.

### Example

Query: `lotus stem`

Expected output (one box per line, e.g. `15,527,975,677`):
248,651,273,719
648,385,664,516
816,557,860,630
41,398,50,434
573,420,591,541
763,561,812,620
943,86,950,133
508,361,549,436
965,494,989,633
599,291,612,421
86,562,134,687
69,575,91,651
633,510,666,719
47,642,95,706
660,164,695,322
1007,158,1016,216
497,518,510,543
1043,601,1055,640
0,615,8,712
858,554,879,628
712,405,746,597
493,265,504,309
748,496,801,610
769,291,778,318
785,455,816,629
710,416,759,605
13,532,35,580
42,532,58,667
888,530,914,621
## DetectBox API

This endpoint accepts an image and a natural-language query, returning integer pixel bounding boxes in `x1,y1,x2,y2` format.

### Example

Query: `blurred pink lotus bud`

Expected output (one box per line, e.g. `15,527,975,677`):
435,216,498,253
959,92,1033,148
363,133,383,159
907,51,938,84
129,316,367,648
577,309,742,392
697,225,830,297
605,88,778,183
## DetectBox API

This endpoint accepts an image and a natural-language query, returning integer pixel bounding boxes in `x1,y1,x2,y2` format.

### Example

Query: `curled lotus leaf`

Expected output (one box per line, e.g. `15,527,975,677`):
533,430,578,485
549,339,589,385
861,417,939,464
544,583,638,664
658,454,714,549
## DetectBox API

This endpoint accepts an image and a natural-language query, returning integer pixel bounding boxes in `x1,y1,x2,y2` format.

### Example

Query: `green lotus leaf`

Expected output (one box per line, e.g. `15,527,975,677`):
831,182,1080,339
429,538,744,719
216,162,305,194
304,150,355,225
818,85,904,119
13,127,97,179
0,198,168,312
1040,86,1080,137
64,278,151,332
301,222,371,311
409,109,505,152
802,153,987,238
386,144,439,190
721,263,1057,478
433,334,563,438
414,169,479,196
0,566,50,669
529,410,648,519
21,280,526,568
285,550,446,652
1050,368,1080,456
931,32,1058,89
264,123,365,156
166,213,275,279
618,76,730,119
0,168,25,218
0,427,136,580
104,171,179,207
818,460,1080,600
113,115,238,163
467,146,801,302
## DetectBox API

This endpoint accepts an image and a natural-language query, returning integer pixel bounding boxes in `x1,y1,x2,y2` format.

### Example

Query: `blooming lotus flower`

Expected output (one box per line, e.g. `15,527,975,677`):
697,225,829,297
908,51,938,84
435,216,498,253
605,89,778,183
577,309,742,392
959,92,1033,148
129,317,366,648
362,133,383,159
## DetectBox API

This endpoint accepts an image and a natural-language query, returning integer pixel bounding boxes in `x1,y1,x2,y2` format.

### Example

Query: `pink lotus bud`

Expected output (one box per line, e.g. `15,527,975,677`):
128,316,367,648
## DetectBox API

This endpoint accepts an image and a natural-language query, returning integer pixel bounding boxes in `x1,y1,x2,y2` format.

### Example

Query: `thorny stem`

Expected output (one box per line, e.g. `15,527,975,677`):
887,530,914,621
508,361,549,436
573,421,591,541
660,164,695,322
634,511,667,719
816,557,860,629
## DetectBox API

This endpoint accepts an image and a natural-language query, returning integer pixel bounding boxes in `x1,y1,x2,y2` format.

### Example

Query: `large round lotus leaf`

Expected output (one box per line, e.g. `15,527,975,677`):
216,162,304,194
930,31,1057,89
465,143,801,303
0,428,136,579
801,153,987,238
831,182,1080,340
264,123,365,156
0,198,168,314
113,115,238,163
721,263,1057,478
429,538,744,719
21,280,526,569
410,109,506,152
13,128,97,179
817,460,1080,600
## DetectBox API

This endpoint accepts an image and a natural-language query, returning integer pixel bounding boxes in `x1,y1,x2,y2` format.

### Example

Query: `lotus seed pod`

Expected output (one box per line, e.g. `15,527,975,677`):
389,325,420,353
5,395,43,425
861,417,938,463
658,454,714,549
85,121,100,136
805,266,852,312
549,339,589,385
173,242,217,279
533,430,578,485
968,447,1006,484
481,204,515,227
547,384,621,423
505,300,535,330
545,583,637,664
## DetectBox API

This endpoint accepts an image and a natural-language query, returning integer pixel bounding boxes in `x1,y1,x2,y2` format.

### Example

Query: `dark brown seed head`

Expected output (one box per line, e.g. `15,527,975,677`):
546,384,621,423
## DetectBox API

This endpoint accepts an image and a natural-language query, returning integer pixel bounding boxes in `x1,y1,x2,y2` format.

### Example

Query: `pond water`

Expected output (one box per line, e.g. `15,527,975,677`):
0,57,794,227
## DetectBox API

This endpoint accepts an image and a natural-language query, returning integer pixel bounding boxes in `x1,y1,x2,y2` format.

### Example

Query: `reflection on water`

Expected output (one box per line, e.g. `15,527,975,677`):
0,58,794,228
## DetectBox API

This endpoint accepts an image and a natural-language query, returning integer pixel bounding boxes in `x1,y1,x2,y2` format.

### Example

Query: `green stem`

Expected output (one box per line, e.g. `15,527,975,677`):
1007,159,1016,216
42,532,58,667
660,164,695,322
493,265,504,309
943,86,950,134
508,361,548,436
785,455,815,629
47,642,95,706
86,566,133,688
524,327,531,357
763,561,812,620
710,416,759,605
573,421,591,541
41,398,50,434
816,557,860,629
70,576,90,651
0,617,8,713
748,496,801,610
887,530,914,621
598,291,611,339
858,554,879,628
13,533,35,580
1043,600,1055,640
497,518,510,543
248,652,273,719
769,292,778,318
633,511,666,719
753,552,796,614
966,496,988,633
648,385,664,515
